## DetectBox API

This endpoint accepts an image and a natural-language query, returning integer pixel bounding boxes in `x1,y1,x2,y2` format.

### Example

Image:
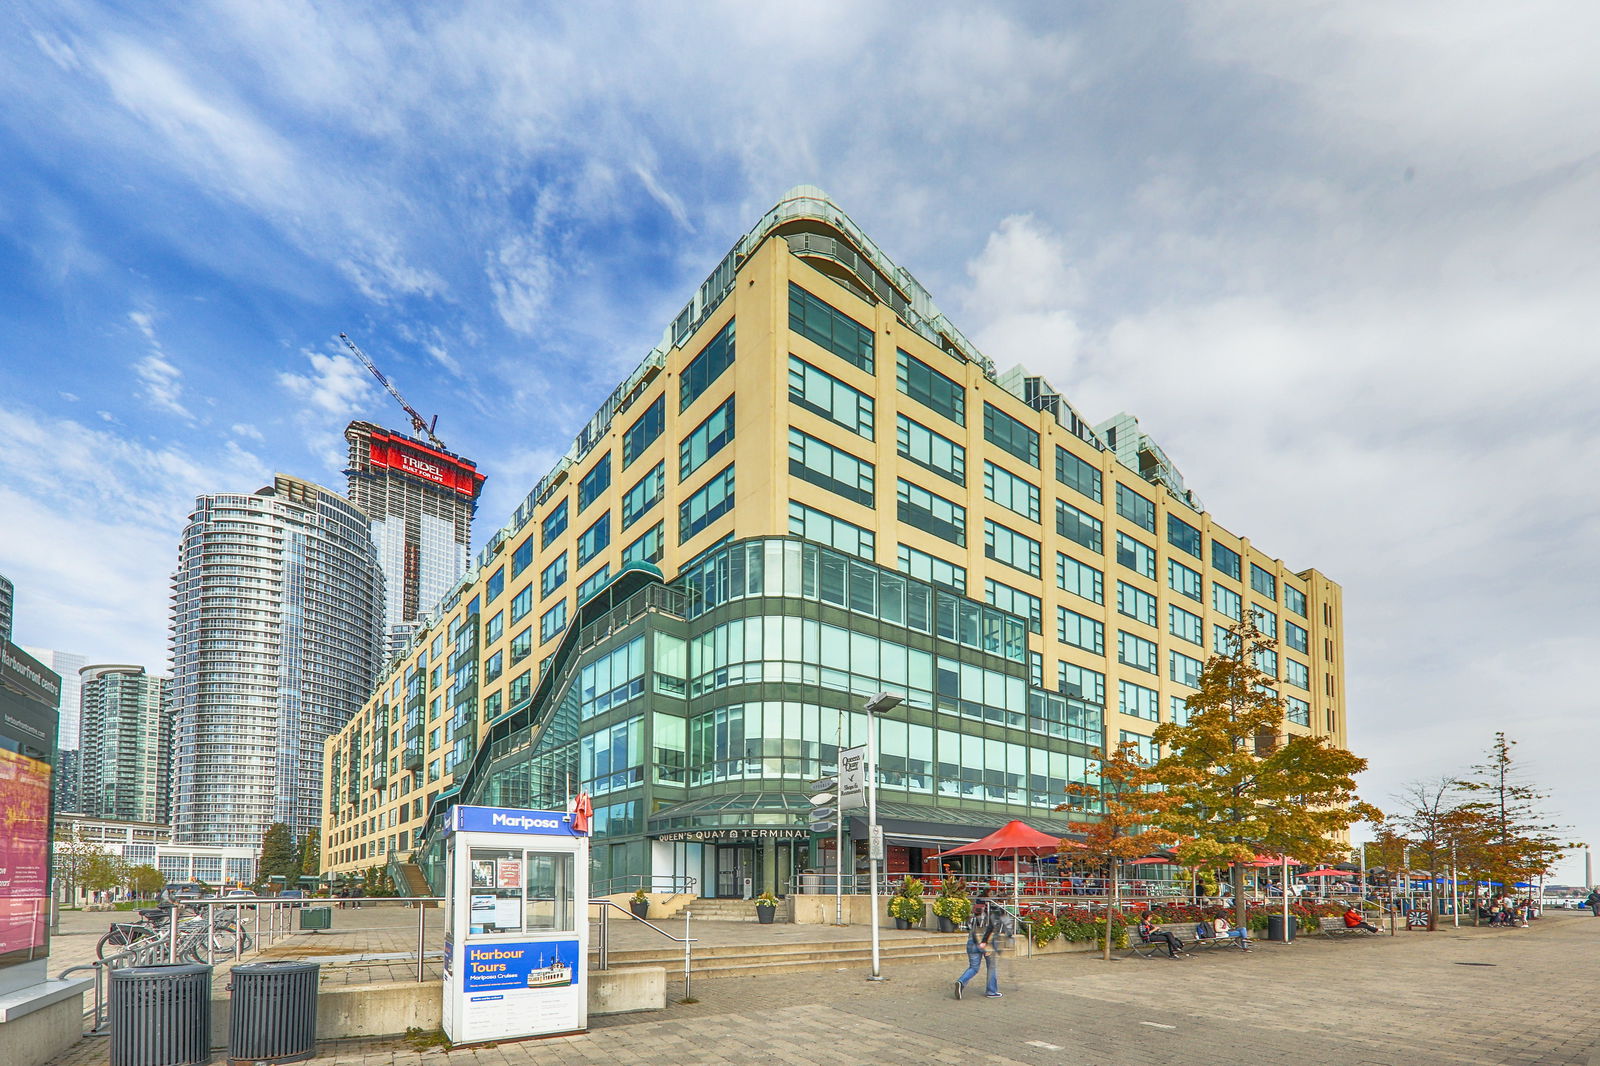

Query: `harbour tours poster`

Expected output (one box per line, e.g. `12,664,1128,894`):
462,939,580,993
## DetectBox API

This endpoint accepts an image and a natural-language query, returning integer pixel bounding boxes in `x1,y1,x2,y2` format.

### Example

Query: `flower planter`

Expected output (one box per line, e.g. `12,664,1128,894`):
935,914,955,933
757,906,776,924
893,918,910,930
629,900,650,919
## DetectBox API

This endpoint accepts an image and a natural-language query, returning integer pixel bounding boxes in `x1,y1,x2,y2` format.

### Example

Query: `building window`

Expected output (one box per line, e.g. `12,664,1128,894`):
511,534,534,576
1055,446,1101,503
510,584,534,623
1118,631,1158,674
1167,514,1201,558
485,567,505,603
1115,483,1156,533
541,500,569,549
540,600,568,643
789,500,875,559
896,414,966,486
1211,541,1241,581
1213,583,1242,621
1169,604,1202,646
790,428,875,507
576,514,611,567
622,395,665,468
1254,647,1278,678
1169,694,1191,727
788,355,873,439
897,479,965,546
621,462,665,530
1286,695,1311,726
680,396,735,481
1285,621,1309,654
1284,584,1307,618
984,461,1040,522
1250,563,1277,600
1058,662,1105,705
540,553,567,600
1169,649,1203,688
982,402,1039,466
681,465,735,542
510,627,532,663
1119,680,1159,721
1057,553,1104,605
984,518,1040,577
1056,501,1103,554
1213,624,1233,656
483,651,503,685
1115,532,1156,579
984,578,1042,634
1058,608,1104,654
1116,581,1157,626
897,544,965,593
577,565,611,604
508,669,532,708
485,610,503,644
789,283,873,372
1252,605,1278,640
1120,731,1159,764
1285,659,1310,690
1167,559,1202,602
680,318,736,412
623,522,664,566
895,349,964,425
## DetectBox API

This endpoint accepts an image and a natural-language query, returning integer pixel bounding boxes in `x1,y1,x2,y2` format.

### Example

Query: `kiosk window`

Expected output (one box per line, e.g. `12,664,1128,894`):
468,847,526,933
525,852,576,933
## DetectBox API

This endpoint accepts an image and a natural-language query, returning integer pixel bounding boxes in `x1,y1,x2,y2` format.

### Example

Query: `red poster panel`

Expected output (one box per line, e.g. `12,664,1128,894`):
0,746,51,961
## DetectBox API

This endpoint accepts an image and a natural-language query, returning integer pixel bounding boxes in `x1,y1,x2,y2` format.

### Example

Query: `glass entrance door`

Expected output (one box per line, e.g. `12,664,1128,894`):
714,846,756,898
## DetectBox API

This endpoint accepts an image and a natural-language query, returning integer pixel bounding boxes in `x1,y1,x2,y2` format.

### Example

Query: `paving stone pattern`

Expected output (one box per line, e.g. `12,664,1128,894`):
45,910,1600,1065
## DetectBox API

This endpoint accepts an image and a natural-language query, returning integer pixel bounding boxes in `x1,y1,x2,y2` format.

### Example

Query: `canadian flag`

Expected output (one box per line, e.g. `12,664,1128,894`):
569,791,594,834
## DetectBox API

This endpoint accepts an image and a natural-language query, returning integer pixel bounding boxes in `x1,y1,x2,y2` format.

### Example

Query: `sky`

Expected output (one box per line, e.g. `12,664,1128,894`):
2,2,1595,883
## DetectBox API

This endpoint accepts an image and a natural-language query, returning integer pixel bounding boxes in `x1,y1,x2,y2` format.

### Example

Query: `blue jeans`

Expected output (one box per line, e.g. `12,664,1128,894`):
958,941,998,995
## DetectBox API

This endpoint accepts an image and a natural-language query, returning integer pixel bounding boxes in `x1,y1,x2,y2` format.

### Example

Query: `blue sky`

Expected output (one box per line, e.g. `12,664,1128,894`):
3,2,1596,879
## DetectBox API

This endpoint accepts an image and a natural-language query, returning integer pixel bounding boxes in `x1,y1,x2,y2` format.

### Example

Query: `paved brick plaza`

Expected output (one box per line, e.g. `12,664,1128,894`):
48,911,1600,1065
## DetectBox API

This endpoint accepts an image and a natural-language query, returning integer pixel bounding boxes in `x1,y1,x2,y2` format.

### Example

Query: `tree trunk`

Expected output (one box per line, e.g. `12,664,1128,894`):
1232,862,1248,929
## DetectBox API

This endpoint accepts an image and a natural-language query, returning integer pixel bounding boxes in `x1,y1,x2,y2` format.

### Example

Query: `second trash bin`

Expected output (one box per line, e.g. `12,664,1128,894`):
228,960,320,1065
110,963,213,1066
297,907,331,931
1265,914,1296,942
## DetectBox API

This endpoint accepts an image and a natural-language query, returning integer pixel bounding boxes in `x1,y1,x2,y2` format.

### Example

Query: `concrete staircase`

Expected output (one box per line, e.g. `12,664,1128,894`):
591,933,971,979
675,897,778,922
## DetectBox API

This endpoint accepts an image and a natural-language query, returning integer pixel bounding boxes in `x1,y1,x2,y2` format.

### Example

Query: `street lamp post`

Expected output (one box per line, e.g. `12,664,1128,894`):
864,691,901,982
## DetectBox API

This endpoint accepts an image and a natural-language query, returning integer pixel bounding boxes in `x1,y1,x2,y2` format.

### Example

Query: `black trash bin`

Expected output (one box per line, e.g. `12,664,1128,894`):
110,963,213,1066
228,960,320,1065
1265,914,1296,943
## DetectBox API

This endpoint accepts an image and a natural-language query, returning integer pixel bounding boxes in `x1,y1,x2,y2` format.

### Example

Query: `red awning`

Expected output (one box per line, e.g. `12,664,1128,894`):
935,820,1068,858
1127,857,1174,866
1300,868,1347,878
1250,854,1301,867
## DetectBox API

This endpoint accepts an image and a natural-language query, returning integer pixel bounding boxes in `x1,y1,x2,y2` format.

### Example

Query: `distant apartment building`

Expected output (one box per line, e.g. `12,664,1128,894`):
78,665,172,824
25,647,87,813
169,474,383,849
320,187,1348,897
344,422,485,660
0,571,13,642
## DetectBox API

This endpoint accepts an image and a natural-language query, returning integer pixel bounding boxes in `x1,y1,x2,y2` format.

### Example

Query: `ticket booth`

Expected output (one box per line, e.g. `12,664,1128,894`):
441,805,590,1044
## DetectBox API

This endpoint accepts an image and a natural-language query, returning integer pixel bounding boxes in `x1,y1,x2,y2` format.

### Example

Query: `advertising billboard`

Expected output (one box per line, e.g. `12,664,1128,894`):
367,430,486,499
0,642,58,969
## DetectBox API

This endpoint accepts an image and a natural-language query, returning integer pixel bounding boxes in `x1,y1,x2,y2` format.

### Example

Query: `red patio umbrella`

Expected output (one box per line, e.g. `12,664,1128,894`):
1127,857,1174,866
936,821,1074,912
1301,868,1346,879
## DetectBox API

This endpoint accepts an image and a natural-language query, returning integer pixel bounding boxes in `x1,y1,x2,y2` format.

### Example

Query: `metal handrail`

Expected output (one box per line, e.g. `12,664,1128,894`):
589,898,698,1002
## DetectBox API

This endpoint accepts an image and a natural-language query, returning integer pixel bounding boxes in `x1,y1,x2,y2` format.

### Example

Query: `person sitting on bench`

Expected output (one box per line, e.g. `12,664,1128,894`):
1138,913,1186,958
1343,906,1380,933
1210,913,1252,950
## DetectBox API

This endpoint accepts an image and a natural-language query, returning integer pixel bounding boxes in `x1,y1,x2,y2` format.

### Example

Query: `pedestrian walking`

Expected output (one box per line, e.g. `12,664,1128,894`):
954,895,1002,999
1584,889,1600,916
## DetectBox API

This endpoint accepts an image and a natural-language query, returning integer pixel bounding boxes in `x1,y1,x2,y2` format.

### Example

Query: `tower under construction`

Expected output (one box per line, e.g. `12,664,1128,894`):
344,421,486,659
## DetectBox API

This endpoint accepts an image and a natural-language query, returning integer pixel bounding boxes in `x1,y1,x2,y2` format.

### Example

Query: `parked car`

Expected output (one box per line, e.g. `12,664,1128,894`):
277,889,308,909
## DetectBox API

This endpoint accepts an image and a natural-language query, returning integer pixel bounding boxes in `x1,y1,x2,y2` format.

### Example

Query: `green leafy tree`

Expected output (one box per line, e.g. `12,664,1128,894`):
53,828,106,904
298,831,321,881
1148,619,1381,927
81,851,129,896
1057,740,1180,959
361,866,398,897
256,822,301,890
126,864,165,898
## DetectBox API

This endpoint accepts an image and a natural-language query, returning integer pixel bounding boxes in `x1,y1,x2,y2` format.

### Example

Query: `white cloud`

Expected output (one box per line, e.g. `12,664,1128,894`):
231,422,263,440
126,309,192,418
486,235,555,335
963,215,1087,375
277,349,374,418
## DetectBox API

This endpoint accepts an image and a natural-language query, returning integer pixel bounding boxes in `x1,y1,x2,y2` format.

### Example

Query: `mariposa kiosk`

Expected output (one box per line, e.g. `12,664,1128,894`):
441,805,589,1044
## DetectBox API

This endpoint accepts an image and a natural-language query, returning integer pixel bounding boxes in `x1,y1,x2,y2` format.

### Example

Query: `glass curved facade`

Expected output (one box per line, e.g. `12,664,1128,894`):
423,537,1101,892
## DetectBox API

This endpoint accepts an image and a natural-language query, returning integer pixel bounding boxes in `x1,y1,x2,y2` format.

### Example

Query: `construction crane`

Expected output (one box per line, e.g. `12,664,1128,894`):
339,332,447,451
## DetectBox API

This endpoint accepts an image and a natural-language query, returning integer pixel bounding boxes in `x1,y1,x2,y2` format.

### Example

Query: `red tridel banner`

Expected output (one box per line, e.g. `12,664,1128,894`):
368,432,486,498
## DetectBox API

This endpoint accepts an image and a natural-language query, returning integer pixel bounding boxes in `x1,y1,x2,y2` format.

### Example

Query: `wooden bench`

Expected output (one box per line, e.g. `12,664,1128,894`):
1127,923,1249,957
1187,923,1251,951
1319,916,1378,937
